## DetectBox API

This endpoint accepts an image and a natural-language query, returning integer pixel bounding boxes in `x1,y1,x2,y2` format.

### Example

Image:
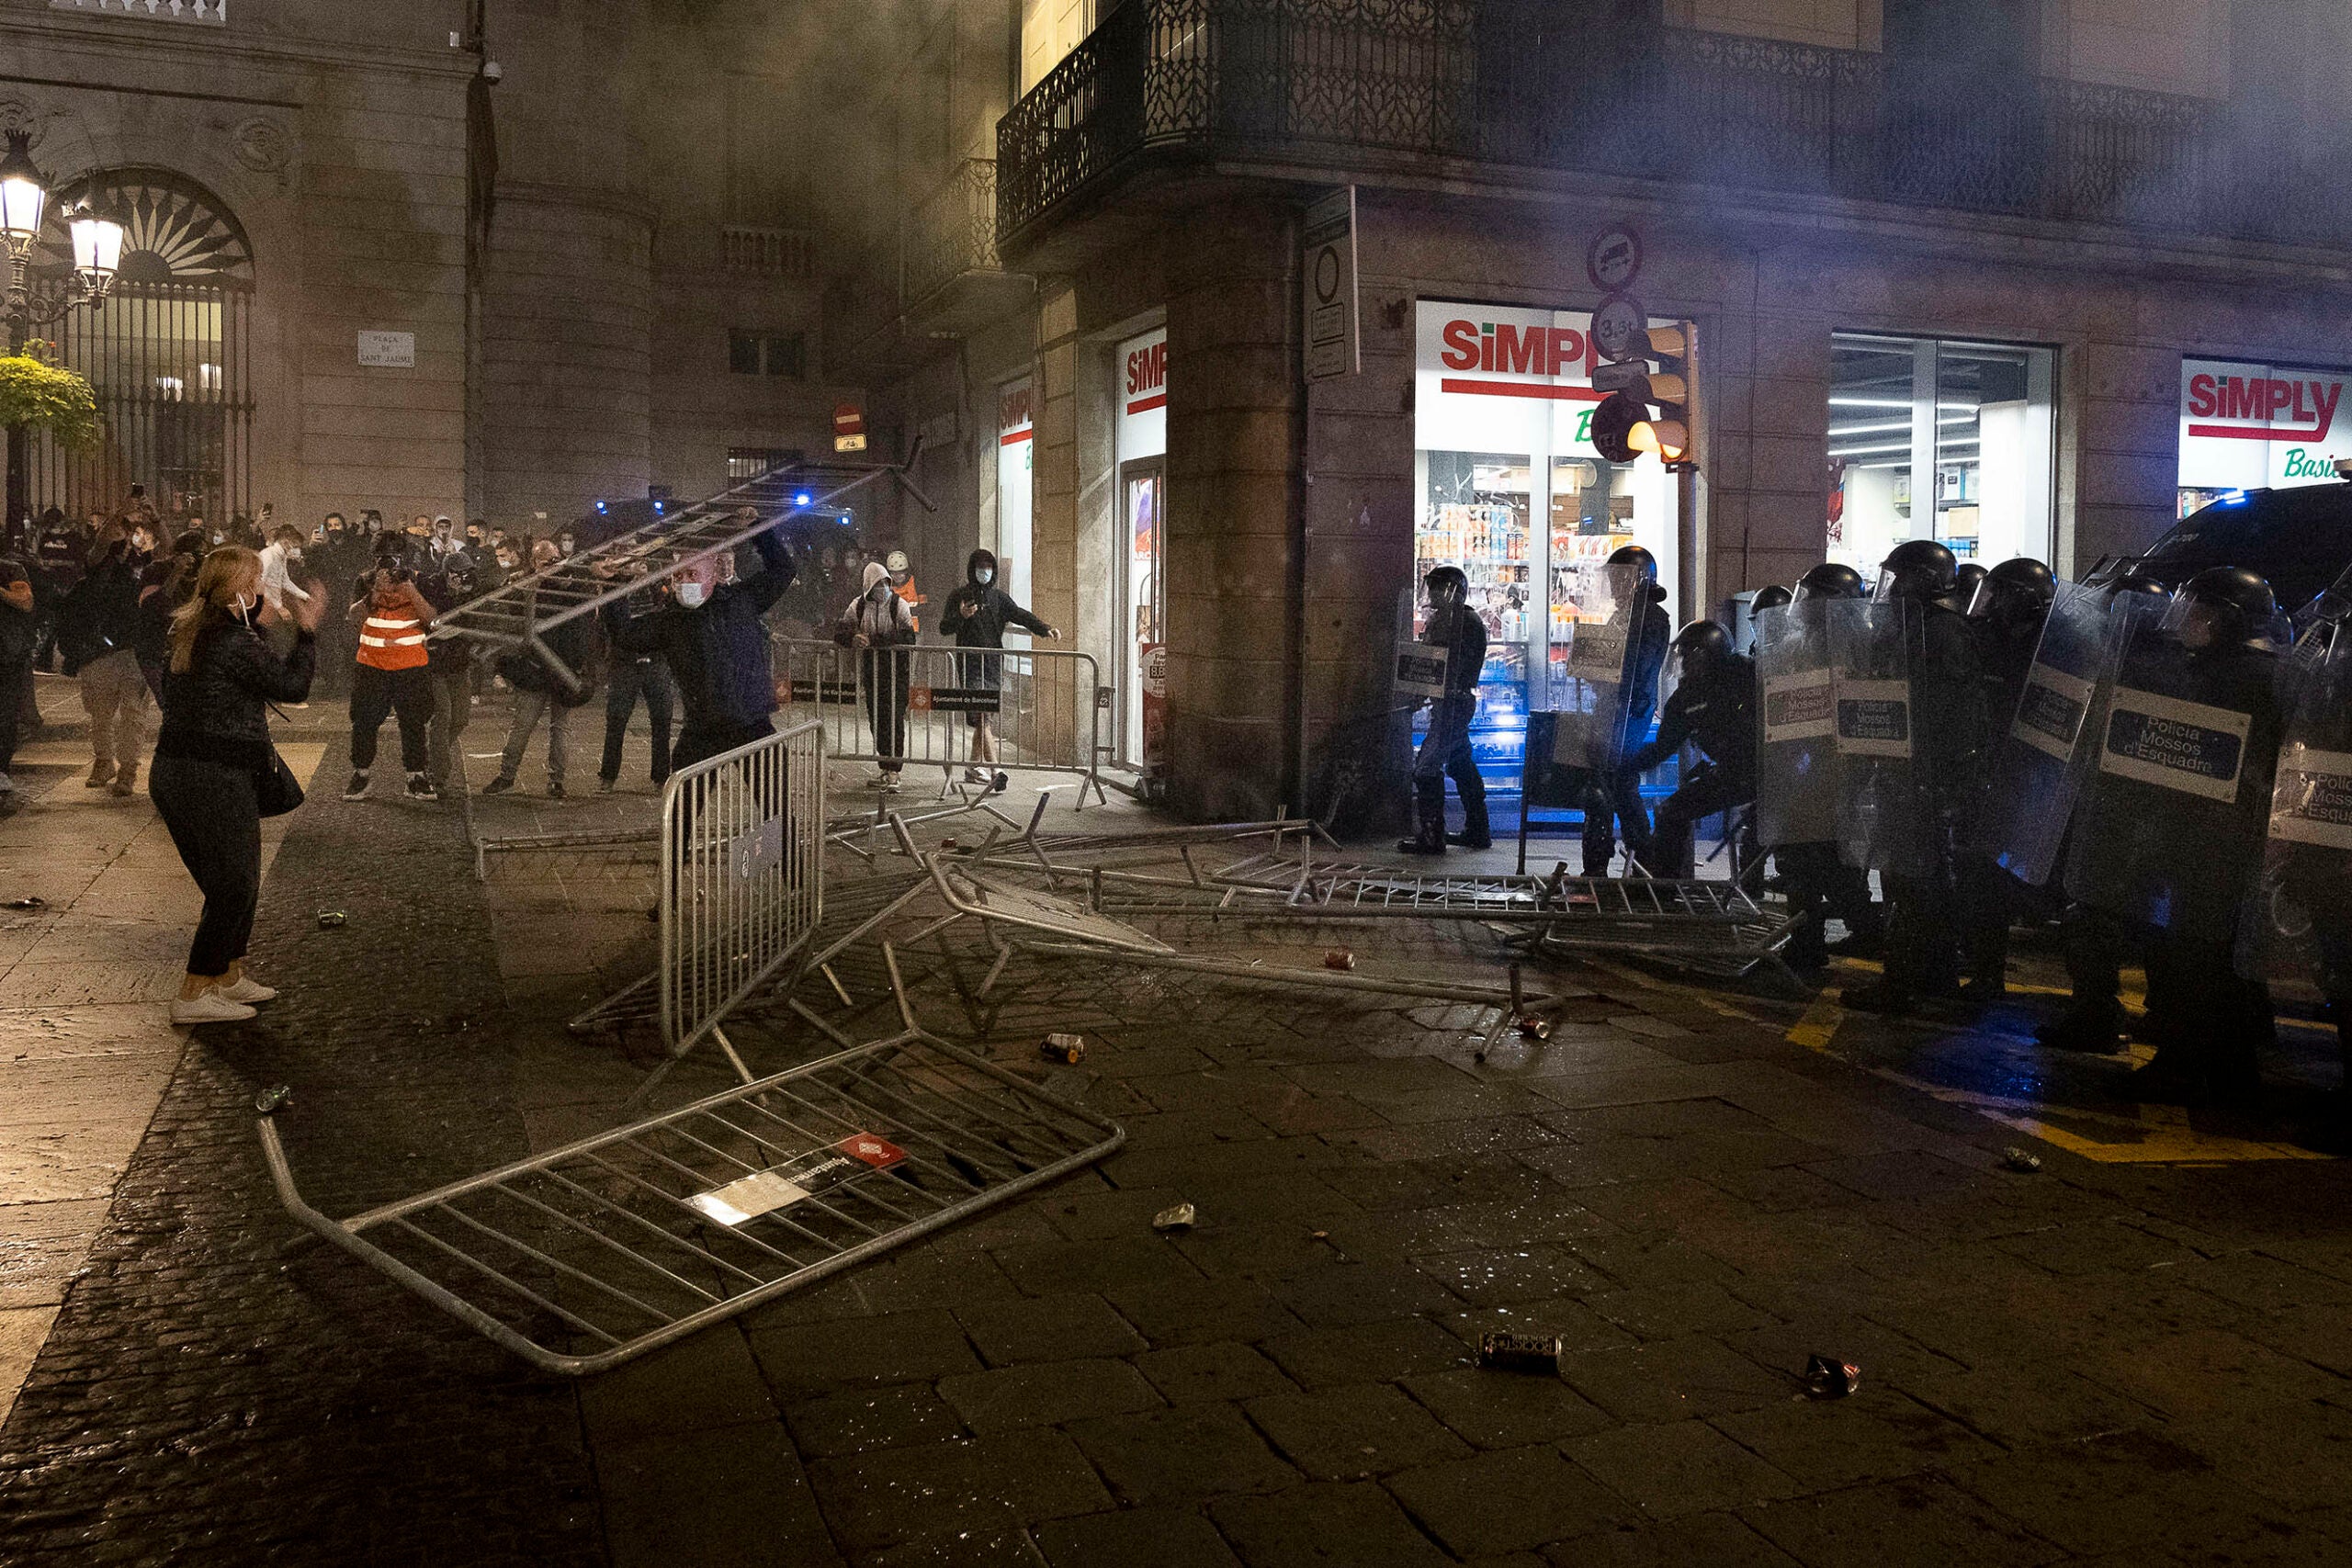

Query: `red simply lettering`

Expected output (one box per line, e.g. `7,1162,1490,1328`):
1125,341,1167,397
1439,319,1588,378
2187,371,2344,442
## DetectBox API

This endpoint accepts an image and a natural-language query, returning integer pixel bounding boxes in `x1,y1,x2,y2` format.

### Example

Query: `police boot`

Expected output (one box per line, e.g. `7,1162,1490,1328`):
1446,771,1491,851
1398,783,1448,856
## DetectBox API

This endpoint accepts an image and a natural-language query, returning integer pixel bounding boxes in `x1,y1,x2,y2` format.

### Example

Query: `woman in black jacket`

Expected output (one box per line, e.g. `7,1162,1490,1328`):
151,546,321,1025
937,547,1057,788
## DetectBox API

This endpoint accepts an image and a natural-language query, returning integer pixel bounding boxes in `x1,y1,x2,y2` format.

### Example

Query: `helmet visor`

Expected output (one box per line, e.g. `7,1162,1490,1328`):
1964,576,2000,618
1606,559,1652,605
2157,592,2227,650
1871,566,1903,604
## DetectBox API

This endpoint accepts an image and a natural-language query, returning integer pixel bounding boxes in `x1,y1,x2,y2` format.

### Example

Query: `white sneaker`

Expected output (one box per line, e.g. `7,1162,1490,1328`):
866,772,893,788
963,767,992,786
218,975,278,1004
879,773,902,794
170,990,257,1025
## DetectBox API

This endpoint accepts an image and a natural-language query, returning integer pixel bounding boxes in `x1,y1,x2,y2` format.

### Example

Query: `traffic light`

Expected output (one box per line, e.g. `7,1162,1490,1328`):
1590,321,1696,470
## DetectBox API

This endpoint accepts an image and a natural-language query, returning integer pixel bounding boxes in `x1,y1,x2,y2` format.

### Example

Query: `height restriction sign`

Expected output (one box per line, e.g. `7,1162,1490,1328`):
1302,186,1359,381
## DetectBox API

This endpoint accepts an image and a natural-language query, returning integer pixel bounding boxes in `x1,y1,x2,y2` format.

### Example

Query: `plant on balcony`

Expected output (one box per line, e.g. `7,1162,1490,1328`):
0,341,100,447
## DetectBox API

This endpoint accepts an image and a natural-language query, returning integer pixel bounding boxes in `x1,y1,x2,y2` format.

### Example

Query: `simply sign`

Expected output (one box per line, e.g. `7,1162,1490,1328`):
2178,357,2351,491
356,331,415,368
1302,187,1359,381
834,403,867,454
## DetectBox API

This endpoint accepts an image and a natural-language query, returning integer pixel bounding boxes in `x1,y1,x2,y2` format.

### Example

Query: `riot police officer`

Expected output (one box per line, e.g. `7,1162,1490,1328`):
1955,557,2057,1000
1400,565,1489,855
1843,539,1986,1014
1583,545,1669,875
1630,620,1755,878
1767,562,1883,970
2064,565,2283,1100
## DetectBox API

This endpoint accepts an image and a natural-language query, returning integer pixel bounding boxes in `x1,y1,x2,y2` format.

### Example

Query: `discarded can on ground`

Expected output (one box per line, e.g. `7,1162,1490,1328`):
1517,1014,1552,1041
940,838,958,850
1324,948,1355,971
3,896,44,911
1804,1354,1862,1399
1040,1032,1087,1065
254,1085,293,1115
1477,1331,1565,1374
1151,1201,1196,1233
2001,1146,2042,1174
317,909,347,929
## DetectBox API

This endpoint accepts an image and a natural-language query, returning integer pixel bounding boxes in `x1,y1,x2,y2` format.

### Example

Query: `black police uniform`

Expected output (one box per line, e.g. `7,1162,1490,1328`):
1629,649,1756,878
1584,587,1668,874
1408,600,1489,852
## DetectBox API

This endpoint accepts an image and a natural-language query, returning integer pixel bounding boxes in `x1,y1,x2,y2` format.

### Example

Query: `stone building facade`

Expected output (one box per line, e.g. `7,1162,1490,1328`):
849,0,2352,825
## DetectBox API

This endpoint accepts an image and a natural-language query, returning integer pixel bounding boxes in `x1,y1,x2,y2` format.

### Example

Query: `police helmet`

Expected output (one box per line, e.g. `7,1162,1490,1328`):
1424,564,1469,606
1668,619,1733,684
2105,571,2170,603
1873,538,1958,603
1604,544,1658,607
1750,584,1794,615
1792,562,1865,603
1967,556,2056,621
2162,564,2280,652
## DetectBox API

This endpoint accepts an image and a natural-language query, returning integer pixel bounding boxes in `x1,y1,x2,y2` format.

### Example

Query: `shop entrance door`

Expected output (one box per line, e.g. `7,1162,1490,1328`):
1119,459,1166,773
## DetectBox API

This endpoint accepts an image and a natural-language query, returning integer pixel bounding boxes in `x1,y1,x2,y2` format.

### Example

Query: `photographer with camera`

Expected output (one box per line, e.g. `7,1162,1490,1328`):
343,538,438,801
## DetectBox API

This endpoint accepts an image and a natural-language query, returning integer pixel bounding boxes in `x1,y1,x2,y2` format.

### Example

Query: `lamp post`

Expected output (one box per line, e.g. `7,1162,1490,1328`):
0,130,123,535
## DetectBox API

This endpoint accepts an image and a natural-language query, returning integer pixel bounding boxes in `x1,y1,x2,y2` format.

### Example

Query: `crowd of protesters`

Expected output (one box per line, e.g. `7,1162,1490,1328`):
0,492,1053,1021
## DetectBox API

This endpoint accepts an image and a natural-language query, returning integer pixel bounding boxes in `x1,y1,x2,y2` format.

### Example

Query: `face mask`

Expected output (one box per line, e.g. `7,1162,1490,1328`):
211,533,223,545
975,569,994,586
288,548,302,561
560,539,575,554
676,581,707,609
232,592,254,624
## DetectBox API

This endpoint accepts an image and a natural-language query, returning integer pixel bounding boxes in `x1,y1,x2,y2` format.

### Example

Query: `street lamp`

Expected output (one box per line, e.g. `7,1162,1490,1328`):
0,130,124,532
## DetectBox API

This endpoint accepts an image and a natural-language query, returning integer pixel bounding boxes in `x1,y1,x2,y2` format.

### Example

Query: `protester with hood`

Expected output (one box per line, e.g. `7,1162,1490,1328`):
938,547,1057,789
837,558,918,791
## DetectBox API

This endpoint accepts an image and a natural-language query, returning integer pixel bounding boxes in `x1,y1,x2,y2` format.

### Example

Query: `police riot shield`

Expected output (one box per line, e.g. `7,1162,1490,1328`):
1826,597,1930,877
1969,581,2116,886
1545,615,1638,784
1753,599,1838,849
2242,624,2352,983
2064,610,2275,942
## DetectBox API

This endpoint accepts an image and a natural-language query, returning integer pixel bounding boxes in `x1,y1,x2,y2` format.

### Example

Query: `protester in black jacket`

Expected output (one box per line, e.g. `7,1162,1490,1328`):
151,546,320,1025
607,511,794,773
938,547,1057,788
482,538,590,798
58,525,151,795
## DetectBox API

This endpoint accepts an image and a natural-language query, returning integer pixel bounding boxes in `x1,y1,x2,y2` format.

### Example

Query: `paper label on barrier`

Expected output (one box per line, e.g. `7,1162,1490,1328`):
686,1132,908,1226
1761,671,1833,742
1833,678,1913,759
2098,686,2248,803
730,817,786,881
2013,665,2094,763
2271,745,2352,849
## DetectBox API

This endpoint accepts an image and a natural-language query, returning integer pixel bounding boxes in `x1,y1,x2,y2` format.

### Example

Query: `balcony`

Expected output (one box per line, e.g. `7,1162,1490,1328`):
720,225,818,283
997,0,2352,256
826,158,1030,378
49,0,229,21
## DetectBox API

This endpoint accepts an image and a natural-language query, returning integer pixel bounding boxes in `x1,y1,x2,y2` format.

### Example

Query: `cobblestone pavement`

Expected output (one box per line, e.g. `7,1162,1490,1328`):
6,711,2352,1566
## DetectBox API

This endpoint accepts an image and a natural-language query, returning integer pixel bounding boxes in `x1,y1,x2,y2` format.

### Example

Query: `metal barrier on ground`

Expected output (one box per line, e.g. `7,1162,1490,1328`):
259,947,1123,1377
775,638,1108,806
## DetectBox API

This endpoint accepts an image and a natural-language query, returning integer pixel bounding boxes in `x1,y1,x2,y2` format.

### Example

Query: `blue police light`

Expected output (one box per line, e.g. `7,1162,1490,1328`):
795,491,813,506
594,500,608,513
2219,490,2246,505
653,501,664,514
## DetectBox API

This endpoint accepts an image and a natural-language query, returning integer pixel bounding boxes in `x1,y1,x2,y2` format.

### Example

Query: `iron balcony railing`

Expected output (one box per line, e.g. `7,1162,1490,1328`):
904,157,1001,309
998,0,2349,250
49,0,229,20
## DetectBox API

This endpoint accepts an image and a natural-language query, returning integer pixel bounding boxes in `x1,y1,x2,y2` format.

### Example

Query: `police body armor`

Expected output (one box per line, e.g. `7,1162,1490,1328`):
1753,598,1838,849
1971,581,2123,887
2064,611,2278,943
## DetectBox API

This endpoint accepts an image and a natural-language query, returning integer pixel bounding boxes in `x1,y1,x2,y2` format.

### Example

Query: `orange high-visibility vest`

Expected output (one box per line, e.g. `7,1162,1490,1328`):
356,609,428,671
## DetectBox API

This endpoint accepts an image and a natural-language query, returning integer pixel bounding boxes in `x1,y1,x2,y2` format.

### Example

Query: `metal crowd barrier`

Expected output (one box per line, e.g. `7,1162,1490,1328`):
775,638,1108,806
259,947,1123,1377
661,718,827,1073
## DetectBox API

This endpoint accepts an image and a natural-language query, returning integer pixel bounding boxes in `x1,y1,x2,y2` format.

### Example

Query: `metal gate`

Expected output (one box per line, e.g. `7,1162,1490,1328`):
260,966,1124,1377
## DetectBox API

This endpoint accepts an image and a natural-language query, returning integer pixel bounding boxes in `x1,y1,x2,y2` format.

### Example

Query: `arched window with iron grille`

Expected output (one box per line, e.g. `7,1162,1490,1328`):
26,167,255,526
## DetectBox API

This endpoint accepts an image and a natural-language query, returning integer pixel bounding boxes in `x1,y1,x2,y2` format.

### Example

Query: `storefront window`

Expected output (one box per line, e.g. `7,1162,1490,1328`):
1413,301,1678,796
2178,358,2351,516
1827,333,2054,575
995,377,1034,641
1115,327,1167,773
